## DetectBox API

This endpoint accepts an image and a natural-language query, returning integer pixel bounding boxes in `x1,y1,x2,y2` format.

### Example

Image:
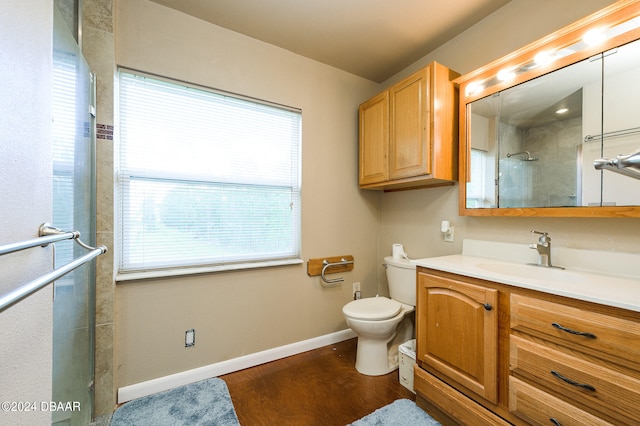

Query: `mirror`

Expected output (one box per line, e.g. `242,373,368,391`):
457,1,640,217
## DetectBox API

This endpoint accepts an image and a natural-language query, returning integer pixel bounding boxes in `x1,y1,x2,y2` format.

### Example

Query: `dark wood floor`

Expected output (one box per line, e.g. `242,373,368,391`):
221,338,415,425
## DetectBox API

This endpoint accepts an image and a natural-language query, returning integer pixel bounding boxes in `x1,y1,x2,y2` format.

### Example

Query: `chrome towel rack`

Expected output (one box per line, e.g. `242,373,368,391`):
0,223,108,312
584,126,640,143
594,151,640,181
0,223,79,256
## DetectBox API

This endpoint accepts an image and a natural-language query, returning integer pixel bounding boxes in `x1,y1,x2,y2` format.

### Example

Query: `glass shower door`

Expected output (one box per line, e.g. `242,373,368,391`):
52,6,97,425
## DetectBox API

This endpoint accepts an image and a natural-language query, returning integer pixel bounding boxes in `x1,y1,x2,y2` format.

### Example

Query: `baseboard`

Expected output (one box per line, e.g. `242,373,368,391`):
117,328,357,403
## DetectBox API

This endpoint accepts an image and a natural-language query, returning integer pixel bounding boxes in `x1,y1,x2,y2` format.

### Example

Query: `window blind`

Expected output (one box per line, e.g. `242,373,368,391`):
118,71,302,273
52,50,77,283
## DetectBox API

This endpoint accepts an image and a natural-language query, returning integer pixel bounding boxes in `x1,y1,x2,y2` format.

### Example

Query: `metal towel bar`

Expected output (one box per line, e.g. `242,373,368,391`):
321,258,354,287
584,126,640,143
0,223,107,312
0,223,79,256
594,150,640,181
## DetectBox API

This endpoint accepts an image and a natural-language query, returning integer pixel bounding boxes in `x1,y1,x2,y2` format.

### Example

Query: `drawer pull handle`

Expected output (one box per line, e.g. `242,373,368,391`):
483,303,492,311
551,322,597,339
550,418,562,426
550,370,596,392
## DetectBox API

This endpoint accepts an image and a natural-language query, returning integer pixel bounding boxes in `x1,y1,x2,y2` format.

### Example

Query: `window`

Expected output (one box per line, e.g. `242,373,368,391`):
466,149,488,208
117,70,302,276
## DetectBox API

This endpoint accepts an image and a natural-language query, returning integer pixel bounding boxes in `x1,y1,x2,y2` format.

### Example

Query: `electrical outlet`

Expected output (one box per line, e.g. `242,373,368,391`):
353,282,361,300
444,226,455,242
185,329,195,347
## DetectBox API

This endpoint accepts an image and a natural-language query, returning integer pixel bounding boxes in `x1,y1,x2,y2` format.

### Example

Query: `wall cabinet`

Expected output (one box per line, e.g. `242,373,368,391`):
358,62,459,191
415,267,640,425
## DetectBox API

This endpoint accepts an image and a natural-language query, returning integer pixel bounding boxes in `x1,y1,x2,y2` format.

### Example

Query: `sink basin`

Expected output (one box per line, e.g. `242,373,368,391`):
476,262,588,284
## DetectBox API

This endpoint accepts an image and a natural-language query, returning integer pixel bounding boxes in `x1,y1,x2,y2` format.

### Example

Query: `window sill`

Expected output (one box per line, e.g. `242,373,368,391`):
116,258,304,282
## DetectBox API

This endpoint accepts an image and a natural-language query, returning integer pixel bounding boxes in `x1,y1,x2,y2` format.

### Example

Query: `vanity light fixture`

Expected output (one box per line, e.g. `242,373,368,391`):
462,14,640,101
534,50,555,67
497,68,516,82
556,108,569,114
466,82,484,97
583,27,607,46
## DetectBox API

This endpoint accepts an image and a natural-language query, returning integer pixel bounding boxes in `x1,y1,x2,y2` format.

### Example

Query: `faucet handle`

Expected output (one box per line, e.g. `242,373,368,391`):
531,230,550,243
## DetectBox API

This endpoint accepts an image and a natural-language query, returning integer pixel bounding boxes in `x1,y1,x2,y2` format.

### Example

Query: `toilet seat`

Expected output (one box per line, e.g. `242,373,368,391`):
343,297,402,321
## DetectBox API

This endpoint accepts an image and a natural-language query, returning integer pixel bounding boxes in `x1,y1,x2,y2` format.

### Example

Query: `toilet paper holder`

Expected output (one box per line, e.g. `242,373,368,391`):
321,258,354,285
307,255,354,287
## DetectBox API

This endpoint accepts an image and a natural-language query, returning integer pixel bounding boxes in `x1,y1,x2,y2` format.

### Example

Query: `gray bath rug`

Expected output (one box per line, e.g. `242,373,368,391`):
110,377,240,426
349,398,441,426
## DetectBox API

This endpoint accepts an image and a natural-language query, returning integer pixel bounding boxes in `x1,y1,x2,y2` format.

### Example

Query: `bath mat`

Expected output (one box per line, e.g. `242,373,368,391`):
110,377,240,426
349,399,441,426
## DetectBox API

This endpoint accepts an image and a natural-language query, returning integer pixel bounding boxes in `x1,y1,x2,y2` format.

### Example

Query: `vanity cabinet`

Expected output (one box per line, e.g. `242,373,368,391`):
358,62,459,191
509,294,640,425
414,266,640,426
416,271,498,403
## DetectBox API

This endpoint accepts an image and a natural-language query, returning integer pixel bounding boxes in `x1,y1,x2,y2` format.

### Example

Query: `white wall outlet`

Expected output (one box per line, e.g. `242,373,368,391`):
444,226,454,242
353,282,360,293
185,329,195,347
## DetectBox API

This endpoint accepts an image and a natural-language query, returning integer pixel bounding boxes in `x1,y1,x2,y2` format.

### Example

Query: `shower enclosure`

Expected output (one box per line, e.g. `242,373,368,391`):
52,3,97,424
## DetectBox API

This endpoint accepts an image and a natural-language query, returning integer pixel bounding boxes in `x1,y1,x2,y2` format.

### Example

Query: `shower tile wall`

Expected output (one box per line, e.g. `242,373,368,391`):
499,117,581,208
525,116,582,207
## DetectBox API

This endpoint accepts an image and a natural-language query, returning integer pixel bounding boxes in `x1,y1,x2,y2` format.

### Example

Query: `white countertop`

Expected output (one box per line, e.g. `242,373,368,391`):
413,240,640,313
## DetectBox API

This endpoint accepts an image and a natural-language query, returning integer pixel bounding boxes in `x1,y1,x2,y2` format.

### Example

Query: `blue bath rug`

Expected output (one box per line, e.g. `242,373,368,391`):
349,399,441,426
110,377,240,426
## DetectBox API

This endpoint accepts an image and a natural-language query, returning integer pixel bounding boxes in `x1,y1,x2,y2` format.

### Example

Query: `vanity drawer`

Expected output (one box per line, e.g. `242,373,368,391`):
509,376,613,426
510,335,640,424
510,293,640,367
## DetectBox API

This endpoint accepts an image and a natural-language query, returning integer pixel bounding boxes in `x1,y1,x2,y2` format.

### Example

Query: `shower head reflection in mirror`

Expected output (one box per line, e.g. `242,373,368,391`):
506,151,538,161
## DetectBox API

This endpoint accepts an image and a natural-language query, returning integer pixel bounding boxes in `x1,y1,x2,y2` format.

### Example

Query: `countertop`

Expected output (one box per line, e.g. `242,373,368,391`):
412,239,640,313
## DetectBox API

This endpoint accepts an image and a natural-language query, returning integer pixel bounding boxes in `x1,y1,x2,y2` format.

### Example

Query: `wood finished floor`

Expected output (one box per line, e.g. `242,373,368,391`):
221,338,416,426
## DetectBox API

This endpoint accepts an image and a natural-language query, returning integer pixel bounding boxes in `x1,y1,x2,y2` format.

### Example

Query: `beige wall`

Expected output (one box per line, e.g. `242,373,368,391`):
112,0,640,393
114,0,380,388
0,1,53,425
379,0,640,268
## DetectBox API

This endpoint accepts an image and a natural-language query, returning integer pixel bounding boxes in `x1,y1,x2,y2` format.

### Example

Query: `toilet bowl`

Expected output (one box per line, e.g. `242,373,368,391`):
342,256,416,376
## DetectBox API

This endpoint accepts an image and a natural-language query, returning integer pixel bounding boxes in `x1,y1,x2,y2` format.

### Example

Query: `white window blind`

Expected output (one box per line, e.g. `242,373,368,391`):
118,70,301,274
467,149,487,208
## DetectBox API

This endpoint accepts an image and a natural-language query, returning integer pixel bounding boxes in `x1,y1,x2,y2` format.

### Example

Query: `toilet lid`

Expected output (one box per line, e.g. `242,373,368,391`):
343,297,402,321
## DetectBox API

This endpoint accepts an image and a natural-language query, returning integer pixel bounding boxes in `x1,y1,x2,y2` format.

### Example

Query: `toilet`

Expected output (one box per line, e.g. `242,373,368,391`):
342,256,416,376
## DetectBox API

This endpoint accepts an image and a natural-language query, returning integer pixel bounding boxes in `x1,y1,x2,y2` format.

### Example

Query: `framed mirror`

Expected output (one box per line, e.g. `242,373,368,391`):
456,0,640,217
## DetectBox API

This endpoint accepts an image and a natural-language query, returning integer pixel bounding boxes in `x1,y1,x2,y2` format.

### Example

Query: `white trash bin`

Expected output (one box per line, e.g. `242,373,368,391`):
398,339,416,393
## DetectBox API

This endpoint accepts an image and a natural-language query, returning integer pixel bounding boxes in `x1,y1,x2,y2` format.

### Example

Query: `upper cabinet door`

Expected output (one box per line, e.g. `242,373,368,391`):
359,91,389,185
389,68,430,180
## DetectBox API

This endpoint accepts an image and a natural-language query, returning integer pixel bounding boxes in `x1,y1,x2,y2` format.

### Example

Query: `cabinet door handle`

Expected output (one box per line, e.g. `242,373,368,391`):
551,322,597,339
550,418,562,426
550,370,596,392
483,303,492,311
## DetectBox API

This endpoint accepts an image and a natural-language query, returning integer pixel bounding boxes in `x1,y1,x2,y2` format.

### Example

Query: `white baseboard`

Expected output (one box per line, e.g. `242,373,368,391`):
117,328,357,403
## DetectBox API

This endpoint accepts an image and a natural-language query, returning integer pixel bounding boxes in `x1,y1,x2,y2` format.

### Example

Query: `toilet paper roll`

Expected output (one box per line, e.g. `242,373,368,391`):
392,243,405,260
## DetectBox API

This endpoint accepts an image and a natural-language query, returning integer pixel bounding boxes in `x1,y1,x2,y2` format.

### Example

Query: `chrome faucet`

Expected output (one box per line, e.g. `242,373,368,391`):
529,230,556,268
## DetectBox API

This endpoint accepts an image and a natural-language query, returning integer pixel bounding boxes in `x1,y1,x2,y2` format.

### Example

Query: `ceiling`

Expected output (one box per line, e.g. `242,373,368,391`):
149,0,511,82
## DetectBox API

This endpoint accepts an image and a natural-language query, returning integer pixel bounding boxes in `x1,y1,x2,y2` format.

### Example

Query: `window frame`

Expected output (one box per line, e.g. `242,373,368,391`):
116,69,303,281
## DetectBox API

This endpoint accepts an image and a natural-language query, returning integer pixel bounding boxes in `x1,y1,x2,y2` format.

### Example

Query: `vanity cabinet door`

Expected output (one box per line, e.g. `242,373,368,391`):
416,271,499,403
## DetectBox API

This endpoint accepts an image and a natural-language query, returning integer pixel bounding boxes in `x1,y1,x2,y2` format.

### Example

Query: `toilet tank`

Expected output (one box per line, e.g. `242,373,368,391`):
384,256,417,306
